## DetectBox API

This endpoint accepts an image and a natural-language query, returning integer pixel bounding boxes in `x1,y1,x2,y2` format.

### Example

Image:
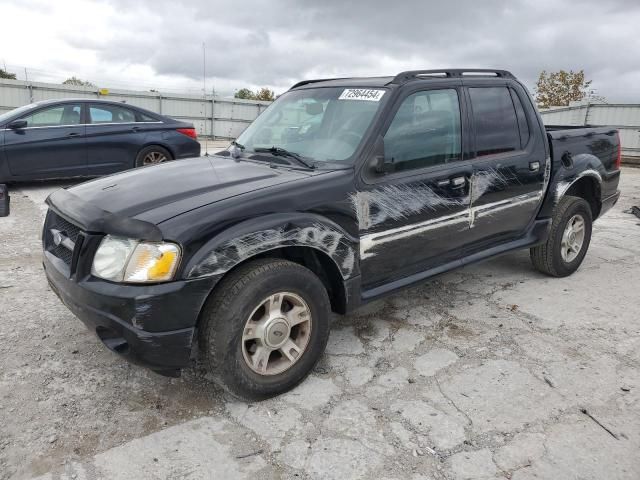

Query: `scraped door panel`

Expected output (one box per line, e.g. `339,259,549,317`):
357,88,473,288
464,86,547,250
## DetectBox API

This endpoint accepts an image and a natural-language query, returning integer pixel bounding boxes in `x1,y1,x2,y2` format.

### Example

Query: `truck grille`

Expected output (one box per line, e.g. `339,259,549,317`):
44,211,83,267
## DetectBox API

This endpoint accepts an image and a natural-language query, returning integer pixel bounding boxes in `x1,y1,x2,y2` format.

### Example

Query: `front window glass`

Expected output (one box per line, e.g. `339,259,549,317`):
0,103,39,123
235,87,387,163
20,104,82,127
384,89,462,171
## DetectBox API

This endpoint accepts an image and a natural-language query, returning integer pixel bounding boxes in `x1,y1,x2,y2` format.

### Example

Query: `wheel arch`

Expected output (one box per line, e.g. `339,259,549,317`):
558,173,602,220
201,246,349,315
183,213,359,315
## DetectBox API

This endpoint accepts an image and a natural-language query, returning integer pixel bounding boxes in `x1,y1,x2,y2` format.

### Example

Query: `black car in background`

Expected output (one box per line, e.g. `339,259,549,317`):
0,99,201,182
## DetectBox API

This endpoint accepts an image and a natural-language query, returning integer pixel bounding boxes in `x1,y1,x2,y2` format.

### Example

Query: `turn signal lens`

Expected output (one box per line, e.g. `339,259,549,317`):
92,235,181,283
124,243,180,282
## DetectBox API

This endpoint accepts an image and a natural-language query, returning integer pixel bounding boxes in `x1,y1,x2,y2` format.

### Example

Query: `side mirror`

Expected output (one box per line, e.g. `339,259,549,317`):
370,135,394,174
8,119,27,130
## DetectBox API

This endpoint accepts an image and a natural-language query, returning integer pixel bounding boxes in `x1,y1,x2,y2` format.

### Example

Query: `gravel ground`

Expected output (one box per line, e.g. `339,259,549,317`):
0,167,639,480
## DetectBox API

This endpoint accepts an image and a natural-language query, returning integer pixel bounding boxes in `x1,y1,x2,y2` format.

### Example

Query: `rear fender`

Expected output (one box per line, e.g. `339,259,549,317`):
183,213,359,280
538,153,604,218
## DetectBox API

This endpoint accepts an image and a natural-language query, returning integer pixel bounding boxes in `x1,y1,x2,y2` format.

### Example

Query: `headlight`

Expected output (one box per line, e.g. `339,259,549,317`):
91,235,181,283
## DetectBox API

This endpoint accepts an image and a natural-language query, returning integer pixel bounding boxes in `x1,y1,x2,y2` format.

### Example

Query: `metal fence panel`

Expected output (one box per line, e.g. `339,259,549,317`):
541,102,640,157
0,78,271,139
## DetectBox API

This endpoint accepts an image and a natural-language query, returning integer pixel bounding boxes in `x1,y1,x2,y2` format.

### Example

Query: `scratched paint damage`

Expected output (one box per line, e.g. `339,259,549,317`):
350,183,463,230
554,167,602,203
354,164,550,259
188,224,356,279
189,165,551,274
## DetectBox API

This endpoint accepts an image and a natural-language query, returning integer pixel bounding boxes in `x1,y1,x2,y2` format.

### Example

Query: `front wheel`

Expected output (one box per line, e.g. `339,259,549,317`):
198,258,331,400
530,195,593,277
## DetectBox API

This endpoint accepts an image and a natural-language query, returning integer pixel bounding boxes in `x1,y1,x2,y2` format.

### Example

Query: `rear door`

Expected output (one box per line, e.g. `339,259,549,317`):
85,103,150,175
358,86,474,289
4,103,86,179
463,84,547,251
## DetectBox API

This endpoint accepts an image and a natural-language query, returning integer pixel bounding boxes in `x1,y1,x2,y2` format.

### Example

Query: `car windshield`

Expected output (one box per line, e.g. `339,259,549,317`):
0,103,40,124
235,86,388,163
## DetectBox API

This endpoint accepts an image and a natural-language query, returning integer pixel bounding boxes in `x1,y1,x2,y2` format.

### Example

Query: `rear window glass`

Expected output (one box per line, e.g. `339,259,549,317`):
469,87,520,156
89,105,136,124
510,89,531,148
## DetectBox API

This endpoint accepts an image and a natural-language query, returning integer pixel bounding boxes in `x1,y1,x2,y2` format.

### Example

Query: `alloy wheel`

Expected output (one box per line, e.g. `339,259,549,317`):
241,292,312,376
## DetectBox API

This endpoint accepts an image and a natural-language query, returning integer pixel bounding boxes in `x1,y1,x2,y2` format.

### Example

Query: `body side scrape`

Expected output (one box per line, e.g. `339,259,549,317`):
538,152,605,219
185,213,358,280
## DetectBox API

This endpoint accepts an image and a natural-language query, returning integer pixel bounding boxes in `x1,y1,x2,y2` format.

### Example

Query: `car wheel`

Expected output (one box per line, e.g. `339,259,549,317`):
530,195,593,277
135,146,173,167
198,258,331,400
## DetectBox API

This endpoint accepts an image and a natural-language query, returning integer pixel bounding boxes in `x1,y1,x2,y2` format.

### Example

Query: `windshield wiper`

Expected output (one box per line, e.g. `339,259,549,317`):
253,146,315,169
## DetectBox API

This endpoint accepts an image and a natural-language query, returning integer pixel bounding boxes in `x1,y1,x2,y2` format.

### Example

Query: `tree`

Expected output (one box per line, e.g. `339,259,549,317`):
234,87,275,101
62,76,95,87
254,88,275,101
535,70,598,109
234,88,256,100
0,68,16,80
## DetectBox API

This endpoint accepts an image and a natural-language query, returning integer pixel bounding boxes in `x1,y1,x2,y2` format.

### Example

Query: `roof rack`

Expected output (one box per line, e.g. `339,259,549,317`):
389,69,515,84
289,78,348,90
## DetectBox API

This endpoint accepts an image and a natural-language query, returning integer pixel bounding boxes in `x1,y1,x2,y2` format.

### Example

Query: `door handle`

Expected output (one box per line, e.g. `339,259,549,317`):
529,161,540,172
437,176,467,189
67,132,80,138
451,176,466,187
132,126,141,132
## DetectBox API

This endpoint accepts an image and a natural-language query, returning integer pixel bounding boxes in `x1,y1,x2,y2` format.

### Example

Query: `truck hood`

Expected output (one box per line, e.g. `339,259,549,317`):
66,155,314,225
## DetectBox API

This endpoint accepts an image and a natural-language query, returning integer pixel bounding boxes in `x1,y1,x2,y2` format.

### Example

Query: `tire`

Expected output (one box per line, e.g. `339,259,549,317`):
198,258,331,401
530,195,593,277
135,145,173,167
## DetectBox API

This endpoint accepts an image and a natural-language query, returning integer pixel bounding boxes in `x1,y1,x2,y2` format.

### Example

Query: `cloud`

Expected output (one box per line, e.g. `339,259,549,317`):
2,0,640,100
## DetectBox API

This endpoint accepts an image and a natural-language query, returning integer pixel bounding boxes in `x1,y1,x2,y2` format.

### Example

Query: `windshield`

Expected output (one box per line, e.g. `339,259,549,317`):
0,103,40,124
235,86,388,163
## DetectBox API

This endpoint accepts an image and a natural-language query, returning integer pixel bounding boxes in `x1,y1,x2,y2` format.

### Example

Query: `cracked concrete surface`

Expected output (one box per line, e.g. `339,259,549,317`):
1,168,639,480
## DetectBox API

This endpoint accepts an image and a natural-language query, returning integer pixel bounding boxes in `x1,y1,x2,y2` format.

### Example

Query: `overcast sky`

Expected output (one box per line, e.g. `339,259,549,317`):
1,0,639,101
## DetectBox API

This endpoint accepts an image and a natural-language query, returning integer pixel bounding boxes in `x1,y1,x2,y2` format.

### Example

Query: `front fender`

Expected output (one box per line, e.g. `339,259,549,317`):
183,213,359,280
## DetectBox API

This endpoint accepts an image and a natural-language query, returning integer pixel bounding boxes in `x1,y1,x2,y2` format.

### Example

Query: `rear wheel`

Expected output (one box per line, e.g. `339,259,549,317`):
198,258,331,400
530,195,593,277
135,145,173,167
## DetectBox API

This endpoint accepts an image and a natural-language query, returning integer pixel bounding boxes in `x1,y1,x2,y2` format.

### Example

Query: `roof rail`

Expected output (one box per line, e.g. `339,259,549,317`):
289,78,347,90
389,69,515,85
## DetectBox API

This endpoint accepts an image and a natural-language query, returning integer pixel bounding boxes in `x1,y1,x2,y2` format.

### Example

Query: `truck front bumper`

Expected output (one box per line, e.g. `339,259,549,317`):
43,252,216,376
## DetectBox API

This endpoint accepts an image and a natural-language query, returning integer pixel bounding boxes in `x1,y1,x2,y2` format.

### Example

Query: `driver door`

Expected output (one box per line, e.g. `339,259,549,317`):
4,103,86,179
358,87,474,291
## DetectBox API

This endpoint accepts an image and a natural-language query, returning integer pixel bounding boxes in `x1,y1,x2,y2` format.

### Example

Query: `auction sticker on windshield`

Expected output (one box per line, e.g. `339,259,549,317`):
338,89,385,101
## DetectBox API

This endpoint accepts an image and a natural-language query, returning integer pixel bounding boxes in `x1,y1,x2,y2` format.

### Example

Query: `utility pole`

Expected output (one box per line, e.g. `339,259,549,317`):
202,42,206,97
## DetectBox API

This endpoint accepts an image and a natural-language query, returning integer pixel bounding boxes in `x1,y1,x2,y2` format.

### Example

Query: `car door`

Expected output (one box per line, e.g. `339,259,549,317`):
3,103,86,179
463,84,548,252
85,103,147,175
357,86,474,290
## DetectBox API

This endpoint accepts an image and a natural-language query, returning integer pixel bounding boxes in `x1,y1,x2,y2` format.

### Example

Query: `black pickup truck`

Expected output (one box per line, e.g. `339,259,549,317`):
43,69,621,400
